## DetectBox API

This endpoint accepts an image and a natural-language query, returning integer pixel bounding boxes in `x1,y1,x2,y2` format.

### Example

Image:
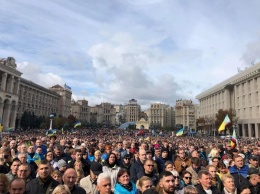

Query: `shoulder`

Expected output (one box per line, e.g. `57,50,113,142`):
74,185,86,194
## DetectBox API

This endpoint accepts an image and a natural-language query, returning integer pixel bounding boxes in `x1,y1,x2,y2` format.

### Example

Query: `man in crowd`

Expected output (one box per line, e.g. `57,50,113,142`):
53,145,72,162
68,149,89,176
115,141,127,160
196,170,221,194
241,168,260,194
80,162,103,194
26,160,60,194
186,157,203,186
63,168,86,194
174,148,191,175
120,154,132,171
153,148,164,173
157,171,175,194
6,158,21,181
248,155,259,170
137,159,158,186
17,163,32,183
96,173,113,194
230,155,249,187
9,178,26,194
35,139,47,156
130,149,146,183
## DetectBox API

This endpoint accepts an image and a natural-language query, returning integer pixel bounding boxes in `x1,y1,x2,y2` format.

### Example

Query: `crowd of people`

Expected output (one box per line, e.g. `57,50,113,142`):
0,128,259,194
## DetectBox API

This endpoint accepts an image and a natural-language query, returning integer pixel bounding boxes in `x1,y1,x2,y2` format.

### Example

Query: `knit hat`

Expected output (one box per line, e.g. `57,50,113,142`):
57,159,67,169
161,147,168,153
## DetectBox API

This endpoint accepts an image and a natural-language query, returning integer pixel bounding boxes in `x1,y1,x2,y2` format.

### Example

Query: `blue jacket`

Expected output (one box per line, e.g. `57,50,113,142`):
229,164,249,178
114,182,137,194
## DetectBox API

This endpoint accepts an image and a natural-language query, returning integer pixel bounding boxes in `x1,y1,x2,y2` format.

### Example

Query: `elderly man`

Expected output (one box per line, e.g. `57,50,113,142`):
17,163,32,183
63,168,86,194
221,174,237,194
241,168,260,194
80,162,103,194
130,149,147,183
96,173,113,194
9,178,26,194
196,170,221,194
137,159,158,186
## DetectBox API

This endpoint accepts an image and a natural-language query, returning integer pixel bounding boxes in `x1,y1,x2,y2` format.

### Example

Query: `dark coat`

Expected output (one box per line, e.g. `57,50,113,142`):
130,159,144,183
196,184,221,194
26,176,60,194
240,179,260,194
137,171,158,186
70,185,86,194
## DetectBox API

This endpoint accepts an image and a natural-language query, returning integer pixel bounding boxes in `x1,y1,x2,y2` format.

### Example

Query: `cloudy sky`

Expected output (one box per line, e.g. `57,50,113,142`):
1,0,260,109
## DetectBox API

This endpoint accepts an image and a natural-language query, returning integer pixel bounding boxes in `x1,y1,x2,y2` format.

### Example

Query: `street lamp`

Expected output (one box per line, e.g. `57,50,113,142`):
49,114,54,130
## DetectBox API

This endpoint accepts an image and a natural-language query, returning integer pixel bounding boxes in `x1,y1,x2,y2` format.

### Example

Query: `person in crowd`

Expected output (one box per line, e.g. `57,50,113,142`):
76,169,85,185
35,139,47,156
160,148,172,166
51,170,63,183
0,173,9,194
8,178,26,194
196,170,221,194
221,174,237,194
27,145,41,167
241,146,251,164
240,168,260,194
17,163,32,183
130,149,146,183
171,170,183,194
120,154,132,171
183,185,198,194
94,150,102,164
26,160,60,194
164,161,174,172
101,145,112,162
239,186,252,194
96,172,113,194
206,165,223,191
229,155,249,188
156,171,175,194
186,157,204,186
180,170,193,187
68,149,89,176
248,155,259,170
88,148,95,162
57,159,67,175
211,157,220,169
136,176,153,194
52,184,71,194
137,159,158,186
6,158,21,182
62,168,86,194
146,150,158,174
45,150,58,169
102,153,120,191
0,147,13,173
115,141,127,160
114,168,137,194
53,145,72,163
153,148,164,173
79,161,103,194
174,149,191,175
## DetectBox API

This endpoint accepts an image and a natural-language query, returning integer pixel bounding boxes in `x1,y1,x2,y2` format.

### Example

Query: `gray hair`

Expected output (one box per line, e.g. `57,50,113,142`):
97,172,111,185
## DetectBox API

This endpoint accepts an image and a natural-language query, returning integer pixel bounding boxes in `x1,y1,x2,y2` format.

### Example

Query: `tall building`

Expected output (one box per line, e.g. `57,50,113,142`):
71,99,90,122
90,103,116,126
124,99,141,122
0,57,22,130
196,63,260,137
146,103,175,128
175,100,197,130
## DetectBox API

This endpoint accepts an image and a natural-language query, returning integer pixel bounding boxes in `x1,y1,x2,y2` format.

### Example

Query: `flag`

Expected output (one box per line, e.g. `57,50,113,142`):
230,129,237,149
6,127,14,132
218,115,231,132
74,121,81,128
176,128,184,136
46,129,56,136
118,134,122,141
144,135,150,141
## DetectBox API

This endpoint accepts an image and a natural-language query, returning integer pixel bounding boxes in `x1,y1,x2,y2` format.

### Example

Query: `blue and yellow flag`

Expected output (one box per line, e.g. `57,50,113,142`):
176,128,184,136
46,129,56,136
74,121,81,128
6,127,14,132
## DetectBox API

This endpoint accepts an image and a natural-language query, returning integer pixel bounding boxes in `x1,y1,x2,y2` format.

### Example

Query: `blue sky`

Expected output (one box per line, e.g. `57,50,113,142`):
1,0,260,109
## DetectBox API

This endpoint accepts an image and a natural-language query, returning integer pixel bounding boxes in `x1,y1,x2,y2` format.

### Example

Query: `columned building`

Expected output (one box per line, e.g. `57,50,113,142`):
71,99,90,122
175,100,197,130
196,63,260,138
124,99,141,122
0,57,22,130
90,103,116,126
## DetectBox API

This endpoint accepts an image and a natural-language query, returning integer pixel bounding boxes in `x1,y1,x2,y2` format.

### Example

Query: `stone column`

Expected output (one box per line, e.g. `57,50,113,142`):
1,73,7,91
2,102,11,129
248,123,252,138
0,102,4,122
13,78,20,95
7,76,14,93
10,104,17,128
255,123,259,139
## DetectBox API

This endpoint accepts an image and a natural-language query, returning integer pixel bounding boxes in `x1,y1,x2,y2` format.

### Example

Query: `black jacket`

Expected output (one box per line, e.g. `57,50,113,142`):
240,179,260,194
26,176,60,194
137,171,158,186
196,184,221,194
70,185,86,194
130,159,144,183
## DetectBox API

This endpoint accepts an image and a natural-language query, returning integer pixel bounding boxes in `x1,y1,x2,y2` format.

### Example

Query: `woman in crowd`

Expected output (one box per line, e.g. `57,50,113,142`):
180,170,193,187
52,184,71,194
136,176,153,194
102,153,121,191
239,186,251,194
184,185,198,194
45,151,57,169
164,161,175,172
216,163,229,179
0,174,9,194
94,150,102,163
114,168,137,194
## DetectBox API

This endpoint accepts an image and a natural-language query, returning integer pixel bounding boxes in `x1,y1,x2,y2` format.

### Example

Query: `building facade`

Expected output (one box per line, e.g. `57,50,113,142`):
124,99,141,122
90,103,116,126
0,57,22,130
175,100,197,130
71,99,90,122
196,63,260,138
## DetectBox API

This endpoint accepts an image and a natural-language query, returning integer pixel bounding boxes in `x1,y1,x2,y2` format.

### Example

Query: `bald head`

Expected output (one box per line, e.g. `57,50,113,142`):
139,149,147,163
9,178,26,194
63,168,77,190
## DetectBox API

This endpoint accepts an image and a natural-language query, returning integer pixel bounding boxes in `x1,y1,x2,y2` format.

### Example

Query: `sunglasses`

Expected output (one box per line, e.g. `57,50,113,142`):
124,158,130,160
173,176,180,179
184,177,192,180
147,164,154,167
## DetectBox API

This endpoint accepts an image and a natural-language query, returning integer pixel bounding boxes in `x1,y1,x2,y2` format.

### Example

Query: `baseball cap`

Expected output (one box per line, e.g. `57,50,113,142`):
248,167,260,176
90,162,103,175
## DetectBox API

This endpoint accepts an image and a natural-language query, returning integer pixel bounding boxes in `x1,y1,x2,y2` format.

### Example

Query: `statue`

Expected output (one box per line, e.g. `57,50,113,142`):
0,57,17,69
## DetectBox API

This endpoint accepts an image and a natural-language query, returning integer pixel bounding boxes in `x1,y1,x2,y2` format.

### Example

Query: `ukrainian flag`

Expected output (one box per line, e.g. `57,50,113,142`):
46,129,57,136
176,128,184,136
6,127,14,132
74,121,81,128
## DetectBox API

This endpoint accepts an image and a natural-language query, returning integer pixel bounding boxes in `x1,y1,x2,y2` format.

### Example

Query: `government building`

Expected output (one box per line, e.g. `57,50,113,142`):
196,62,260,138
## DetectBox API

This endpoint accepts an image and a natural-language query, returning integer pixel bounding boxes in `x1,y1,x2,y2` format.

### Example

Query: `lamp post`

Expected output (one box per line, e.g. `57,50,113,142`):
49,114,54,130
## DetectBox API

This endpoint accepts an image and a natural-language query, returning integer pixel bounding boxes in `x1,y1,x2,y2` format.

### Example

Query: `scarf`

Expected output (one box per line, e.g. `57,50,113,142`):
119,182,132,191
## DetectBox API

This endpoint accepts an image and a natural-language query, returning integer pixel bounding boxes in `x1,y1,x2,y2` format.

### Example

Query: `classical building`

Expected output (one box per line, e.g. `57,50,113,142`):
175,100,197,130
146,103,175,128
71,99,90,122
124,99,141,122
90,103,116,126
0,57,22,130
196,62,260,137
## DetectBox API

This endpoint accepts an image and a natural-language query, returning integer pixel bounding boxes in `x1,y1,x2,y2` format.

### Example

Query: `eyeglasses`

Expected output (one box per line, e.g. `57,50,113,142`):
173,176,180,179
124,158,130,160
146,164,154,167
184,177,192,180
